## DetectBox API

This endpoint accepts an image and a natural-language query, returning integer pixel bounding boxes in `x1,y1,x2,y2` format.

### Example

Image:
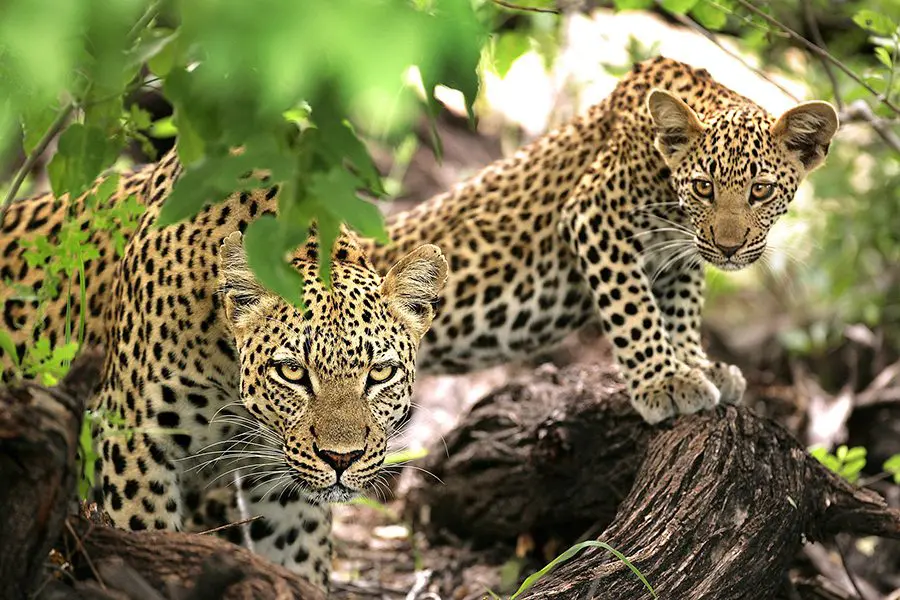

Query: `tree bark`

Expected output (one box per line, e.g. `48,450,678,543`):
0,349,104,600
52,511,325,600
406,363,900,600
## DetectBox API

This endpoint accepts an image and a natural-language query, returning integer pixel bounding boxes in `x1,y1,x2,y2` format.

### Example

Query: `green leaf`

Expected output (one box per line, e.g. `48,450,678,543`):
691,0,728,29
47,124,121,200
661,0,699,14
874,46,893,68
149,116,178,139
132,28,179,77
884,454,900,484
493,32,531,78
20,102,60,155
172,108,205,166
158,145,291,227
511,540,656,599
0,329,20,369
853,10,896,36
613,0,654,9
308,167,388,242
243,215,308,307
312,111,386,197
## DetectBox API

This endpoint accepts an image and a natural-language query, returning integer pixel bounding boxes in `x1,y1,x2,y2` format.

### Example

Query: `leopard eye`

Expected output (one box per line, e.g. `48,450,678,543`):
273,361,308,385
691,179,714,199
367,364,397,386
750,182,775,203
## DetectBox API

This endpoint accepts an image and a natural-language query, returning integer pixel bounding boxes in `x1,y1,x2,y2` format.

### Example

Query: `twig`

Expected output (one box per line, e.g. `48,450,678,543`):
65,519,107,591
0,103,74,220
835,535,868,600
668,10,801,102
856,356,900,406
127,0,162,41
733,0,900,117
491,0,560,14
196,514,263,536
800,0,843,112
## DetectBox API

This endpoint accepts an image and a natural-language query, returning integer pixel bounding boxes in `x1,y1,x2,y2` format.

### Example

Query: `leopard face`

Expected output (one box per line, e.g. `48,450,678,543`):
648,89,839,271
218,232,447,503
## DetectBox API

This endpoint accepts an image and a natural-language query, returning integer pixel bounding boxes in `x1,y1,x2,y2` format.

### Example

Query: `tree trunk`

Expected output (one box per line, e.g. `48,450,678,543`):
406,364,900,600
0,349,104,600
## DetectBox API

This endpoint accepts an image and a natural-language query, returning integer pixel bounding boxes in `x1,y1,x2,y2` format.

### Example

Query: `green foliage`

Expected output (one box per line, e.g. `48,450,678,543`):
510,540,657,599
810,445,868,483
2,0,489,304
885,454,900,484
20,339,80,386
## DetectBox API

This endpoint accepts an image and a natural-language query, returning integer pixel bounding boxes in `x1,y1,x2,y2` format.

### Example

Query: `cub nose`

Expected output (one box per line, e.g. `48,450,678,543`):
714,240,744,258
314,445,364,475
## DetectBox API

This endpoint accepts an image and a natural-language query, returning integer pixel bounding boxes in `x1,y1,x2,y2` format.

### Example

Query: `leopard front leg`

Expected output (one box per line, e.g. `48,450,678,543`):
651,263,746,404
97,430,185,532
241,486,333,591
561,165,720,423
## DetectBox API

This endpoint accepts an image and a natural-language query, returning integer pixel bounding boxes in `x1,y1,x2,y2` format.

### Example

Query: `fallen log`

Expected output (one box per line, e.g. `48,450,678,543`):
407,363,900,600
0,350,323,600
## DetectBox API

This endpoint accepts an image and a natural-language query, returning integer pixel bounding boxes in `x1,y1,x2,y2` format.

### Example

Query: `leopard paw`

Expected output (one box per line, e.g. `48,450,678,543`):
700,361,746,405
631,366,721,424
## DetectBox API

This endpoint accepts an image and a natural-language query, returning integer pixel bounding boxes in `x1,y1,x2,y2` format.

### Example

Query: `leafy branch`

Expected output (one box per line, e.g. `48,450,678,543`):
733,0,900,117
0,103,74,221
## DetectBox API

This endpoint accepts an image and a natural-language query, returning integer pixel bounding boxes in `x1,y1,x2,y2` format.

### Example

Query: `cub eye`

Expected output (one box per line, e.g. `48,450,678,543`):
367,364,397,386
750,182,775,202
691,179,714,199
273,361,309,385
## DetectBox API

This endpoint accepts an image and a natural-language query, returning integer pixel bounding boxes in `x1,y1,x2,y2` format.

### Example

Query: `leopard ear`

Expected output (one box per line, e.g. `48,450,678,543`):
381,244,448,340
647,89,705,160
771,101,839,171
218,232,268,325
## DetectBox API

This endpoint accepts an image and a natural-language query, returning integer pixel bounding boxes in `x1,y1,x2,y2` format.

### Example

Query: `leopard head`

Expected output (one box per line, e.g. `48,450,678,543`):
218,230,447,502
648,88,839,271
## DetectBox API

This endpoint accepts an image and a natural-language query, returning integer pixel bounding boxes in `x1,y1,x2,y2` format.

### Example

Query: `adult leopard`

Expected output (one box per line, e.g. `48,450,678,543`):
0,150,448,589
363,56,838,423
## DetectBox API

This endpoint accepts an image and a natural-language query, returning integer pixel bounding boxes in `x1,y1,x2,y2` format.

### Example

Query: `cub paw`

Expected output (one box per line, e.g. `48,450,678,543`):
700,361,746,405
632,367,721,424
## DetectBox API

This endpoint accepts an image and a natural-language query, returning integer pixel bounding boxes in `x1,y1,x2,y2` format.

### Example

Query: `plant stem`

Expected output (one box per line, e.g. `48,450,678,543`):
734,0,900,117
491,0,559,14
0,103,75,221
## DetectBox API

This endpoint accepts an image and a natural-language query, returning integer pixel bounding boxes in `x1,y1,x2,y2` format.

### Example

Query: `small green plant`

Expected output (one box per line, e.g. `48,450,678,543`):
510,540,657,599
810,445,868,483
884,454,900,484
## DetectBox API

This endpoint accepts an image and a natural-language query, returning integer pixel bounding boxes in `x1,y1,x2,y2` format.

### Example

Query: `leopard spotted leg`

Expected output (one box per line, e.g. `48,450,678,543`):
560,147,720,424
97,429,185,532
241,487,333,591
651,262,746,404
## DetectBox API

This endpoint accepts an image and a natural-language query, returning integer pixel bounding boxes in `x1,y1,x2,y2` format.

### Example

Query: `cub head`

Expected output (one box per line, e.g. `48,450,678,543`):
647,88,839,270
218,230,447,502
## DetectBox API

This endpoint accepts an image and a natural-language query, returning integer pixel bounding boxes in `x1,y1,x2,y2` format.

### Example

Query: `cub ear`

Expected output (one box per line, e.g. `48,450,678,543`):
771,101,839,171
381,244,449,340
218,231,268,326
647,88,705,160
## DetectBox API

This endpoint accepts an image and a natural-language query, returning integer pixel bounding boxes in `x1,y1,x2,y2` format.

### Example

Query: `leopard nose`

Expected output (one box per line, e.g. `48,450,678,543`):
313,445,364,475
715,241,744,258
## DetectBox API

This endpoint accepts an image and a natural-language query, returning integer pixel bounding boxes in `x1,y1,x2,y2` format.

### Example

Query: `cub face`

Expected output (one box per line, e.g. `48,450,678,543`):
648,89,839,271
219,232,447,502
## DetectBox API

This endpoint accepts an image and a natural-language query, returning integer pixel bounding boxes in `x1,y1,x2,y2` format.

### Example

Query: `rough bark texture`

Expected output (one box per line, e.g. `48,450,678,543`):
0,349,103,600
407,363,900,600
407,363,652,544
50,512,325,600
0,350,323,600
